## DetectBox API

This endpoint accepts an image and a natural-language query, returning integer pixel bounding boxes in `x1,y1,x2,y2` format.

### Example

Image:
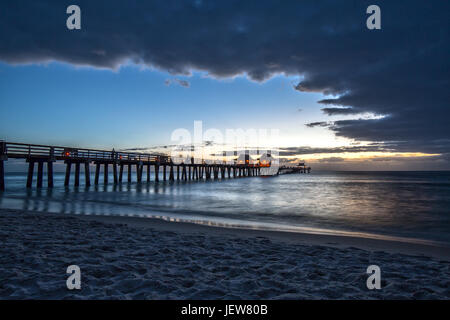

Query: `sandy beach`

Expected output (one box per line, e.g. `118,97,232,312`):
0,208,449,299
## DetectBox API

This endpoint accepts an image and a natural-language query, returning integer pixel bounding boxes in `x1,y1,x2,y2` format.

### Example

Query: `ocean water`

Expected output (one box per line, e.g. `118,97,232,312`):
1,171,450,245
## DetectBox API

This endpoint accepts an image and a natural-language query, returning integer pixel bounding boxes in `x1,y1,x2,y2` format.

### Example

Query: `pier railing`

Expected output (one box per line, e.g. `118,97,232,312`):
3,142,164,163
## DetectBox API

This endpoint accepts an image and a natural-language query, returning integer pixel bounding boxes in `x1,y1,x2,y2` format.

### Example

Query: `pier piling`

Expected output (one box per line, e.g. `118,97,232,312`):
27,160,35,188
84,162,90,186
0,142,5,191
104,163,108,185
94,163,100,185
0,160,5,191
119,164,124,183
169,165,174,181
155,164,159,182
113,163,118,184
182,165,187,181
47,162,54,188
75,162,80,187
65,162,72,187
36,161,44,188
137,164,142,182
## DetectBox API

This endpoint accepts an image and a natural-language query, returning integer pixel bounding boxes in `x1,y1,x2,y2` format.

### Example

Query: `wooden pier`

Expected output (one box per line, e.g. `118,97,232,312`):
0,141,270,190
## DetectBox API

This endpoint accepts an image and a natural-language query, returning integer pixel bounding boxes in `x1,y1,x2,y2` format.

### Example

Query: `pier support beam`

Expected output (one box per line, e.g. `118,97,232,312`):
119,164,124,183
177,165,180,180
0,160,4,191
137,164,142,183
182,165,187,181
47,162,54,188
194,166,198,180
27,160,34,188
74,162,80,187
155,164,159,182
169,165,174,181
65,162,72,187
139,164,143,182
163,165,167,181
147,164,151,182
94,163,100,185
113,163,118,184
128,164,132,183
36,161,44,188
104,163,108,185
0,143,6,191
84,162,91,186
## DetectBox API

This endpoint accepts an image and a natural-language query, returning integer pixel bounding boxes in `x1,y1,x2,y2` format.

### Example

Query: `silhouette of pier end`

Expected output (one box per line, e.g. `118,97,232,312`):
277,163,312,175
0,142,311,191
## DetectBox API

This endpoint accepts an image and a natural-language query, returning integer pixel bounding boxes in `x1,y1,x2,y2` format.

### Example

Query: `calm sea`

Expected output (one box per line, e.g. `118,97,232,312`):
1,171,449,245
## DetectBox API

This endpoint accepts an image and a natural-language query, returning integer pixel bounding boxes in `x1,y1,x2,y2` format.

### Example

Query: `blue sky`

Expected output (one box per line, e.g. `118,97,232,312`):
0,62,334,149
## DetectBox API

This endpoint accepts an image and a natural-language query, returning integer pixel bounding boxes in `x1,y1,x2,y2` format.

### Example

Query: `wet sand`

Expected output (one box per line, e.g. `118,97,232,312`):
1,208,449,299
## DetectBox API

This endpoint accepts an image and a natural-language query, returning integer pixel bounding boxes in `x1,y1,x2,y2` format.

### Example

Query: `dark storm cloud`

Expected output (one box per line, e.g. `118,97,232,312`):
165,78,191,88
306,121,329,128
174,79,190,88
278,144,391,157
320,107,360,116
0,0,449,154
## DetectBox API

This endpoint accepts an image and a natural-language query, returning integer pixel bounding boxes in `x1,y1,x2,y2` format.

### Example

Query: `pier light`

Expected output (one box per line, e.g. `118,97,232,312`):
260,159,270,167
